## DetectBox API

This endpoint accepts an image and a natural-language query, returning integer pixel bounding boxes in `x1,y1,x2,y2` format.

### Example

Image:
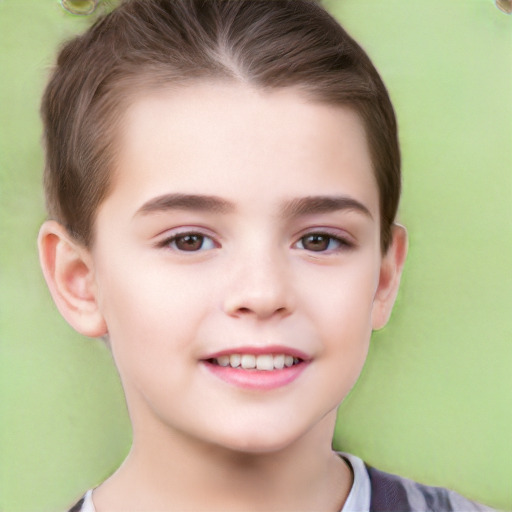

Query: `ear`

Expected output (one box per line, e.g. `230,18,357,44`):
38,220,107,338
371,224,408,330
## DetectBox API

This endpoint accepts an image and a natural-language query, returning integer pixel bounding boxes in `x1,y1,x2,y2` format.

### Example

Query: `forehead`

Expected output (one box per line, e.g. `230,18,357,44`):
108,82,379,217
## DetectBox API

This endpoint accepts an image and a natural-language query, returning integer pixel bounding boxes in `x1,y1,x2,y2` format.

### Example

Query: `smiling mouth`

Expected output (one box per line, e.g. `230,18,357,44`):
207,354,302,371
202,349,309,390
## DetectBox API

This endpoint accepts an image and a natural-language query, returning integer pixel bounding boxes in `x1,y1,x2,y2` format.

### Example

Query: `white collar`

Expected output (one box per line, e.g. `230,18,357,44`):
339,452,371,512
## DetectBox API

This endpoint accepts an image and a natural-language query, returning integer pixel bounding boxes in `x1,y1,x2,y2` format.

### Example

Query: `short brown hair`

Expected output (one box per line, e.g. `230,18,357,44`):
41,0,400,251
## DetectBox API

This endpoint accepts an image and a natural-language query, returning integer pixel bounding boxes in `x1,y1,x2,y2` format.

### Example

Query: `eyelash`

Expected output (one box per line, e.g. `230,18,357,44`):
156,229,354,254
157,231,218,252
293,231,354,253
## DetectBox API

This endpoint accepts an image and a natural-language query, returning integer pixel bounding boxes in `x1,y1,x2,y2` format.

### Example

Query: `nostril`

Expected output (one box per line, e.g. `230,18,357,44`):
230,304,291,319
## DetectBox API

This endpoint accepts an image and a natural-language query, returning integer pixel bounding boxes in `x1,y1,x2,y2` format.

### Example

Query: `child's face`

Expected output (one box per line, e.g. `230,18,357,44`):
87,83,399,453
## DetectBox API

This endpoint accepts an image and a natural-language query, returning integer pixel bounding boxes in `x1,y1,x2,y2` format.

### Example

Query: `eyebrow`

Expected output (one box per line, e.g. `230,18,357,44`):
134,193,372,219
135,193,234,216
281,195,373,219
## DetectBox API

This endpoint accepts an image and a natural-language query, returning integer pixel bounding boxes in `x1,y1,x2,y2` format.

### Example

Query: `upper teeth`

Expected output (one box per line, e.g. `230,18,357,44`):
214,354,299,370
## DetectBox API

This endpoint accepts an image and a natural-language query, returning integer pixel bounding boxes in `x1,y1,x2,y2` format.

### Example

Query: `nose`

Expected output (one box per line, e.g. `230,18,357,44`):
222,251,295,320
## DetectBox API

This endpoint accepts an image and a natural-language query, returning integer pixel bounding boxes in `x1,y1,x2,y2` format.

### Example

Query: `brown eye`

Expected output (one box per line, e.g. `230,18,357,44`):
164,233,217,252
175,234,205,251
300,234,334,252
294,232,352,253
301,234,329,251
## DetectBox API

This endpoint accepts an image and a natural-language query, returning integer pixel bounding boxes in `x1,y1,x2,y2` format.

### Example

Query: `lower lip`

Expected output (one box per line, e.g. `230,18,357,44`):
202,361,309,390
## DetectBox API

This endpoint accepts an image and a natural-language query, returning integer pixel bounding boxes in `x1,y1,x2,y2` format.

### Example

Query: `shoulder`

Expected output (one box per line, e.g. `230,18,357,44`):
366,464,496,512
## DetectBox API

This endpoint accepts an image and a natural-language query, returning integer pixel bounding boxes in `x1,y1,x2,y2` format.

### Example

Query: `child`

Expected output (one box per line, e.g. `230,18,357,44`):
37,0,494,510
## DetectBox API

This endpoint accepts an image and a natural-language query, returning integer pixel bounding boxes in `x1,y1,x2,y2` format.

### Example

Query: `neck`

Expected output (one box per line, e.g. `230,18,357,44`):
94,412,352,512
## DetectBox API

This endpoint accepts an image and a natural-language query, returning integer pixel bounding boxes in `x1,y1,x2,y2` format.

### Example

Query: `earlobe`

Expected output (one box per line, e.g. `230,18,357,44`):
38,220,107,338
371,224,408,330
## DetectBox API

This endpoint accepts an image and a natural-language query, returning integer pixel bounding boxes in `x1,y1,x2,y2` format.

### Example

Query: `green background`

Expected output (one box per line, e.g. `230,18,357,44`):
0,1,510,510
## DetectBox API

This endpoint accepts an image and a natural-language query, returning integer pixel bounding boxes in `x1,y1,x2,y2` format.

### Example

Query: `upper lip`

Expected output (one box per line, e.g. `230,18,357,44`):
201,345,311,361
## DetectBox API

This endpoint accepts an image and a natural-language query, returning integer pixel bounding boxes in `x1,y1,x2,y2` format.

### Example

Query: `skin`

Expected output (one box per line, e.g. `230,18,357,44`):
39,82,407,511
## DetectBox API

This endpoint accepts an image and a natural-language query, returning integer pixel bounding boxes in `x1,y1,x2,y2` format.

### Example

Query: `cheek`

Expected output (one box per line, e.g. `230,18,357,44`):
298,257,378,380
95,256,216,362
96,264,220,413
299,255,380,329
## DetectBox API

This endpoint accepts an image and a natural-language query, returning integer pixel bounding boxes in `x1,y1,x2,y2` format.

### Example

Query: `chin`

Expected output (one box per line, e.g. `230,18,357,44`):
225,437,293,455
206,421,314,456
